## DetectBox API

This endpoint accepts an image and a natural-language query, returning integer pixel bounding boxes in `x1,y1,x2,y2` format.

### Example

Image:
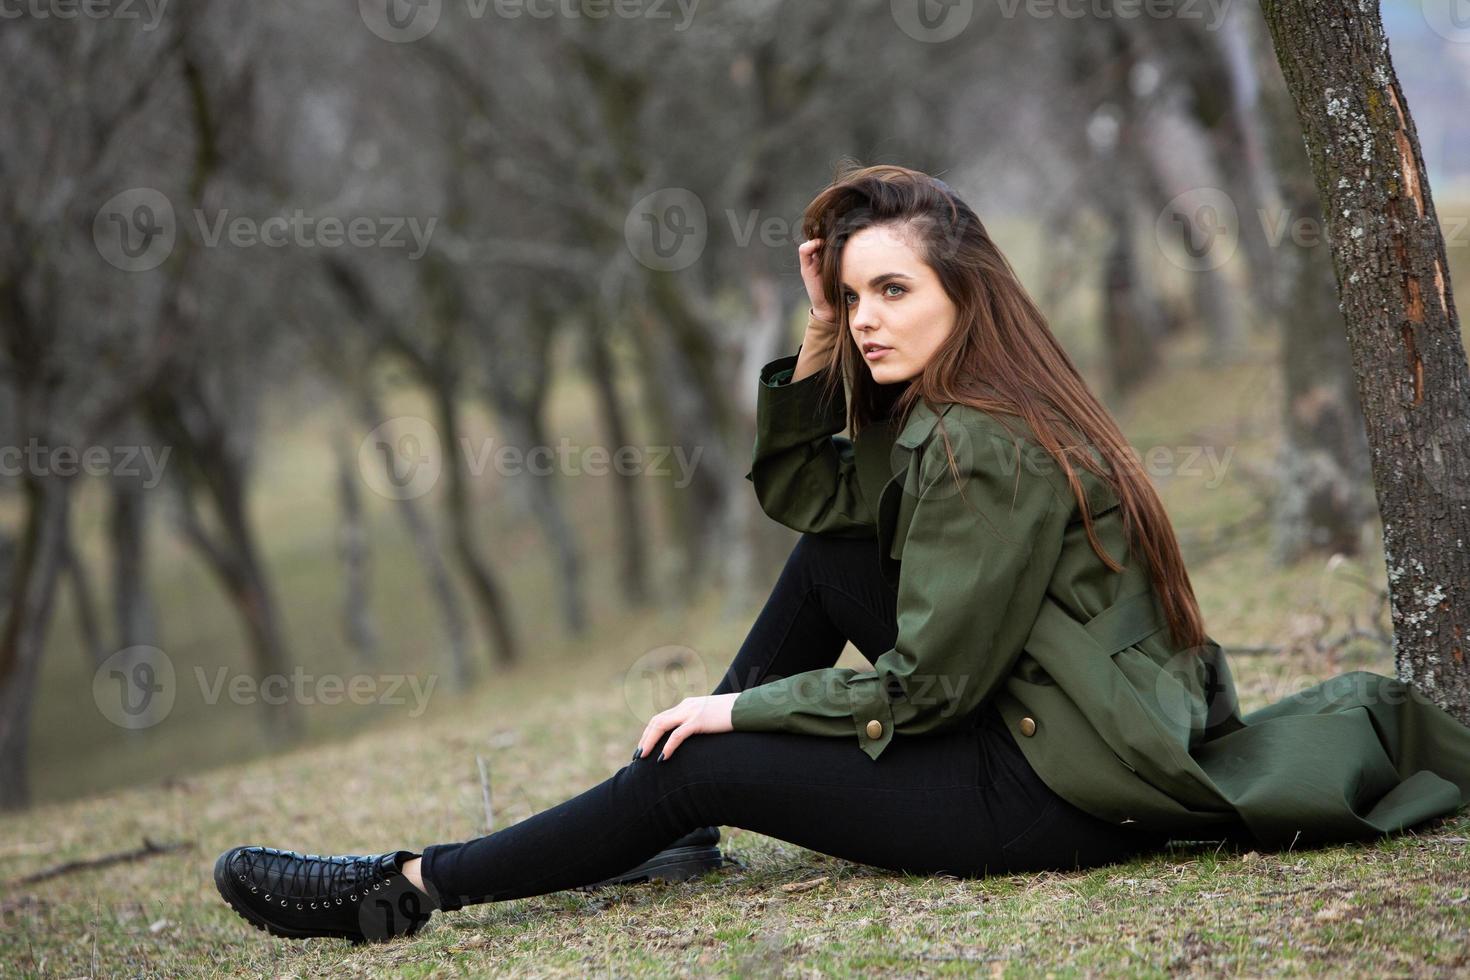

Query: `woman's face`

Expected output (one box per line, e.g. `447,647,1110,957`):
840,222,958,384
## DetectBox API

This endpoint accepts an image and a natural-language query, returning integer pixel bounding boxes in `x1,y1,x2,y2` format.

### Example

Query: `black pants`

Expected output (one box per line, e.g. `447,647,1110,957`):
419,533,1170,911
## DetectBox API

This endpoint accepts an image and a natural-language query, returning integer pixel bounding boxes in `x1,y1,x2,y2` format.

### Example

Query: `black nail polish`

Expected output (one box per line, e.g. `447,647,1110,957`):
632,747,642,761
657,751,665,762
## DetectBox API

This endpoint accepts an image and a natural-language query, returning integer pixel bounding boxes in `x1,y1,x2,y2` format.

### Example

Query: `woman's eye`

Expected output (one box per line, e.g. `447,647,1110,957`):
843,291,857,305
884,283,906,297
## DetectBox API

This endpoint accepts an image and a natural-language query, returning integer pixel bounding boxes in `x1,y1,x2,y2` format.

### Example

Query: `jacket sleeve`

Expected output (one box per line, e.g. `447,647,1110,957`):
743,346,876,538
731,421,1067,760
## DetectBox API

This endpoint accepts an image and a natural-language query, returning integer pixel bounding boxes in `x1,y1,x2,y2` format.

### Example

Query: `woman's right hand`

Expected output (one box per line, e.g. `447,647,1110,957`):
798,238,839,329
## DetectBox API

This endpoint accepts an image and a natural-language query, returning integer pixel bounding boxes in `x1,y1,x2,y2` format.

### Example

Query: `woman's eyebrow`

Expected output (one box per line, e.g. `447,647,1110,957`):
840,272,917,290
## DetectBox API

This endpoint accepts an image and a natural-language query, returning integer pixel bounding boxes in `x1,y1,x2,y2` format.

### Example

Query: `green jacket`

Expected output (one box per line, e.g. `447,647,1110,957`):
732,350,1470,847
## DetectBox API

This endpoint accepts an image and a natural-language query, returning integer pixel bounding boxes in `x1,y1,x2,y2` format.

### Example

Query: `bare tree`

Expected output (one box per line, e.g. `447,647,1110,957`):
1258,0,1470,719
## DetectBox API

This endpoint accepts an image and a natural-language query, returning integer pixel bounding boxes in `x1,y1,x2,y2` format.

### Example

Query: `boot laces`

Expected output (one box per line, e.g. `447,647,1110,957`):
246,848,390,900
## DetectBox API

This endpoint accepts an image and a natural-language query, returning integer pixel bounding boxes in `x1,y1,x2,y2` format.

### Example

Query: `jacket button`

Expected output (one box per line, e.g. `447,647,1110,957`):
865,719,883,739
1018,716,1037,737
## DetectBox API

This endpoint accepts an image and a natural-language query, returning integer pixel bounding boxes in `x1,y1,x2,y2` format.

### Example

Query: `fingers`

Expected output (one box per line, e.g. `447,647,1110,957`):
659,725,690,761
634,699,688,762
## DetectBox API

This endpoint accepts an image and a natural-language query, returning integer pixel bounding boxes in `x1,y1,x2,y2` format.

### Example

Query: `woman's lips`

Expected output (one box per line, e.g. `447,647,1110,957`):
863,346,892,361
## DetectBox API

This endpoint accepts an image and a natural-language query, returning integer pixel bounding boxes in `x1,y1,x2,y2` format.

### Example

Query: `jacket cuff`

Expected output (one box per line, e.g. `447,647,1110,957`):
848,673,896,760
728,669,897,761
743,345,846,483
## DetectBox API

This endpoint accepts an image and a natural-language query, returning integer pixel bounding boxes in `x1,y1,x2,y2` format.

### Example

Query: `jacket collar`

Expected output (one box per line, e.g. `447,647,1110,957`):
852,399,957,511
895,398,956,449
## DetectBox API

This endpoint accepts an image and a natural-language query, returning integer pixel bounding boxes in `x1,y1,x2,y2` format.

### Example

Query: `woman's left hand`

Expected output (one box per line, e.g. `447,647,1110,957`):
634,693,739,762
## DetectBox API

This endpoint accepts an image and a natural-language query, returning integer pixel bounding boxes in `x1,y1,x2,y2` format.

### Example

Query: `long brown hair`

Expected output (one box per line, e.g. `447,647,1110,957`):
801,161,1207,652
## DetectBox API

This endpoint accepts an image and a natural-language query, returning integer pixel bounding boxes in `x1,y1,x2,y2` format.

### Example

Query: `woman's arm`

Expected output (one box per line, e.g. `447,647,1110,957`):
733,419,1069,760
744,329,877,537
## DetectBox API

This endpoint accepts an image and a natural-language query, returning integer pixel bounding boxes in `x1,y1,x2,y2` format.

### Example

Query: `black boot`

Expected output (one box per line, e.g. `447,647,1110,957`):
214,845,436,943
577,825,729,891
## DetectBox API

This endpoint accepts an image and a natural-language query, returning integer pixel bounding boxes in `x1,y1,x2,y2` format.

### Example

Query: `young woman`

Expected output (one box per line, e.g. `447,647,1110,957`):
215,164,1470,944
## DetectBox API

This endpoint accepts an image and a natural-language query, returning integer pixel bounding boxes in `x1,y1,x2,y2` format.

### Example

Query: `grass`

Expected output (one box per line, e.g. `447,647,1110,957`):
4,211,1470,975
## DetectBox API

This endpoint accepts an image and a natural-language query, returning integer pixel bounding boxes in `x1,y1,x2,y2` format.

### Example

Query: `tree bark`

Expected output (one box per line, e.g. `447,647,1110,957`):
1255,38,1376,563
582,313,650,609
334,431,379,662
0,475,72,811
110,466,159,654
1258,0,1470,720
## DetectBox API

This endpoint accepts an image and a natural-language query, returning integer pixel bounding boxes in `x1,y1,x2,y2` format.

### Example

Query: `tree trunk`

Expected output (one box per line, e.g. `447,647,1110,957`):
0,476,72,811
334,431,379,662
1256,42,1376,563
59,515,105,669
110,470,158,653
433,382,520,670
583,315,650,609
357,392,475,687
1258,0,1470,720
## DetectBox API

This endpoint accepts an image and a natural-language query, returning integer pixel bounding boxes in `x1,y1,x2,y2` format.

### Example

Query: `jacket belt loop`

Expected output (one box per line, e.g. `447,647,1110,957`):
1084,591,1166,656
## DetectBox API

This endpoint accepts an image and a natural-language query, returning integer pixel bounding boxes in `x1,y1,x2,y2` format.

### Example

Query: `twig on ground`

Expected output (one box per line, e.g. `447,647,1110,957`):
9,837,192,886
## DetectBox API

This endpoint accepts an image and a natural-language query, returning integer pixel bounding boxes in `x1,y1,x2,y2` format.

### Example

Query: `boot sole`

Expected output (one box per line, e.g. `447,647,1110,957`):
576,845,734,891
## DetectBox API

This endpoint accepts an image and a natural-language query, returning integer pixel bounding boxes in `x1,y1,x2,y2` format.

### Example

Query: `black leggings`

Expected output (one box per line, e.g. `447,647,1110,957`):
419,533,1170,911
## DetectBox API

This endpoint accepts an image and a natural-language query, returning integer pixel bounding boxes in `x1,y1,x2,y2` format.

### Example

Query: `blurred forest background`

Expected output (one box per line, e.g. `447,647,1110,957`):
2,0,1469,814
